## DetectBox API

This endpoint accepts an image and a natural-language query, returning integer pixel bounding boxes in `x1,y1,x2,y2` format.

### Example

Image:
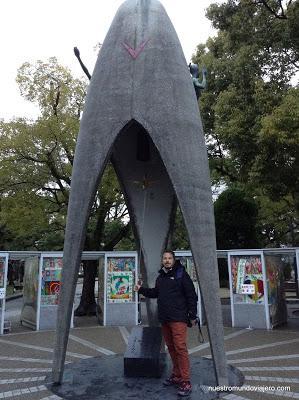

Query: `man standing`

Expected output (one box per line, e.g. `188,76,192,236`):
134,250,198,397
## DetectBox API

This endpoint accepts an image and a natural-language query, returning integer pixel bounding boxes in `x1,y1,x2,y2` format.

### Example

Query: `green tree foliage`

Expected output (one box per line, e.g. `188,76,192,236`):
214,187,259,249
0,58,136,316
252,89,299,207
256,194,297,246
0,58,133,251
0,206,13,250
193,0,298,246
172,208,190,250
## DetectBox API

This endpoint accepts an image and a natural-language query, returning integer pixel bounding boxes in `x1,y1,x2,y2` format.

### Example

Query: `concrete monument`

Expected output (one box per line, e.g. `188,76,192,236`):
52,0,228,387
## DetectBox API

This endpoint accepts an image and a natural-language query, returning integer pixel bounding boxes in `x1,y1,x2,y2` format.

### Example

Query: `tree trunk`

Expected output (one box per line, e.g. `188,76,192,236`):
74,260,98,316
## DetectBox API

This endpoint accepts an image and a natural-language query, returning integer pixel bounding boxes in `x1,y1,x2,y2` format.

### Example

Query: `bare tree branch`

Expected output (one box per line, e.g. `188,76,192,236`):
16,151,46,164
103,222,131,250
257,0,288,19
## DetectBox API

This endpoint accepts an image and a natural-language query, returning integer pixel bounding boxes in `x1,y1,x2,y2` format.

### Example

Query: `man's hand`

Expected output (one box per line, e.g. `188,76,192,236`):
134,279,143,292
190,319,197,327
134,284,141,292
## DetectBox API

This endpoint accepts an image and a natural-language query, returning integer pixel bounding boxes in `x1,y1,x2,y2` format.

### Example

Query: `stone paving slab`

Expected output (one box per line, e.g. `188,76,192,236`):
229,358,299,368
67,327,126,354
0,369,50,378
229,330,299,346
0,378,47,389
199,330,299,357
0,385,50,399
0,345,53,361
0,332,110,359
240,390,299,400
228,349,299,362
240,370,299,378
232,331,298,349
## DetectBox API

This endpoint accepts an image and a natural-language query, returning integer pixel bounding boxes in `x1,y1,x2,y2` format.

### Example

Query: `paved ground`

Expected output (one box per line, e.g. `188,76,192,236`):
2,287,299,399
0,321,298,400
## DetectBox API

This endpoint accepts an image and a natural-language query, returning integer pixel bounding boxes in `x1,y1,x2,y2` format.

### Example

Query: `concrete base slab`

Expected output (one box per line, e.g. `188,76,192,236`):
47,356,244,400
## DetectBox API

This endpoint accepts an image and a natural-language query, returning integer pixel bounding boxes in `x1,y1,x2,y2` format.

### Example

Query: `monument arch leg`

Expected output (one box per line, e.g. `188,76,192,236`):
139,120,229,386
52,121,127,384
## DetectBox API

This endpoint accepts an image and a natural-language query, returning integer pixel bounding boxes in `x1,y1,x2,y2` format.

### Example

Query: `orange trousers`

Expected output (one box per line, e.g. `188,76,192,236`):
162,321,190,381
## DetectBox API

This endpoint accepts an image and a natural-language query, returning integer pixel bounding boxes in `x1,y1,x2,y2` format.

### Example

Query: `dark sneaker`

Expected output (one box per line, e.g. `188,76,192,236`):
177,381,192,396
163,374,181,386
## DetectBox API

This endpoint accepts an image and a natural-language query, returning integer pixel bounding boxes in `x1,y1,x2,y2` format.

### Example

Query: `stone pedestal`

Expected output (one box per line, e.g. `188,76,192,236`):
124,326,165,378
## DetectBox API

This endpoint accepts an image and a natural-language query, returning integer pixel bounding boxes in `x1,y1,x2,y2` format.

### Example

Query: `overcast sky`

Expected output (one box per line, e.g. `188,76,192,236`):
1,0,219,120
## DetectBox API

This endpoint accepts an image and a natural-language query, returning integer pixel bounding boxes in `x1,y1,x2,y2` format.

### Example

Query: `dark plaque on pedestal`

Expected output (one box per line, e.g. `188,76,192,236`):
124,326,165,378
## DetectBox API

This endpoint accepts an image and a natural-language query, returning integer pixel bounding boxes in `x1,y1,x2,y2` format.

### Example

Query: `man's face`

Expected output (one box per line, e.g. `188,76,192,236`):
162,252,175,269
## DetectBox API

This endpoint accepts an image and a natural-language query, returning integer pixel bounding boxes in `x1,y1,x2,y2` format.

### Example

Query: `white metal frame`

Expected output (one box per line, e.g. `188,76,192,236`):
262,252,271,329
37,253,73,330
0,253,9,335
296,250,299,286
227,252,235,327
174,251,192,258
296,251,299,295
228,251,270,329
104,251,138,326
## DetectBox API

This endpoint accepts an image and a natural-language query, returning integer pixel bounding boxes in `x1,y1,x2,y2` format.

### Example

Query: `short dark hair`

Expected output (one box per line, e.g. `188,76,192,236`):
163,250,175,259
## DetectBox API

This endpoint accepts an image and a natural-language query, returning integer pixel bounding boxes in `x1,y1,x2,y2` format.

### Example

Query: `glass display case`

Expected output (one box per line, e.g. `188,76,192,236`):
228,251,287,329
37,253,73,330
40,256,62,306
104,252,138,326
230,254,264,305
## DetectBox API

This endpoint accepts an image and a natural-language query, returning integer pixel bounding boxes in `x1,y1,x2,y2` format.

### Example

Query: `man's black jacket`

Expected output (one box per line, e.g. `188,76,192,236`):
138,261,198,324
